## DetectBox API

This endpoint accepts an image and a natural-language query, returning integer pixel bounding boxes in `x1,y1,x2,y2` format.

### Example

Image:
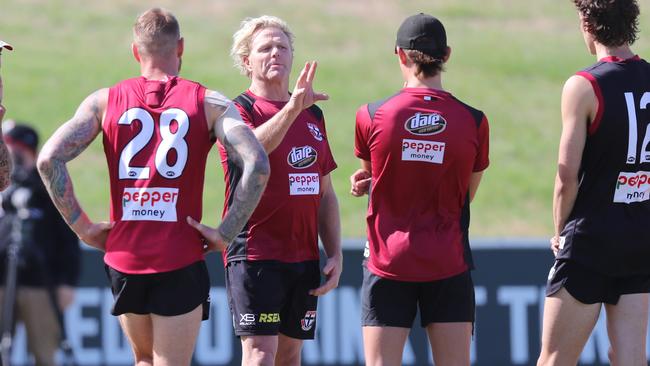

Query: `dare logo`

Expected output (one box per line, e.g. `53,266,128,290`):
287,146,318,169
404,112,446,136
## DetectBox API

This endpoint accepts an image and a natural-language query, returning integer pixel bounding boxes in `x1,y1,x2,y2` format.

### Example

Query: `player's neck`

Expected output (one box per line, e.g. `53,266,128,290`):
404,74,444,91
139,60,180,81
249,79,290,102
594,43,635,61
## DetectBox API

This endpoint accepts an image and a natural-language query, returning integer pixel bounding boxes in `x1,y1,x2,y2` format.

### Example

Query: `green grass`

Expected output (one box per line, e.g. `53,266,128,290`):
3,0,650,238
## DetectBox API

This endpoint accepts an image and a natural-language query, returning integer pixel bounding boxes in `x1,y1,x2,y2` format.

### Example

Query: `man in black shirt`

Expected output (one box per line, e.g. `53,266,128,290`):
0,122,80,366
538,1,650,365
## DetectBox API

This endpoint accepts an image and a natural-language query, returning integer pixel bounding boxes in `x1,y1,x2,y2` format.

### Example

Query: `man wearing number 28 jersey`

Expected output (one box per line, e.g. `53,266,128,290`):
37,8,269,366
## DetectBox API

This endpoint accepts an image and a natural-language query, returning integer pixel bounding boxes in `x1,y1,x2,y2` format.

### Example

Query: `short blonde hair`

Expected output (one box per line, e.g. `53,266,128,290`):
230,15,295,77
133,8,180,57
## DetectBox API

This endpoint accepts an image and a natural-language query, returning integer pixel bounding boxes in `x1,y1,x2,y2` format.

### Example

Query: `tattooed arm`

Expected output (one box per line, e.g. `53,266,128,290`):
38,89,114,250
187,89,269,251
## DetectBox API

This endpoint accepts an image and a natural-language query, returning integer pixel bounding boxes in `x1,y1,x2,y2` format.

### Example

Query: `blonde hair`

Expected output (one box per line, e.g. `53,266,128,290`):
231,15,295,77
133,8,180,57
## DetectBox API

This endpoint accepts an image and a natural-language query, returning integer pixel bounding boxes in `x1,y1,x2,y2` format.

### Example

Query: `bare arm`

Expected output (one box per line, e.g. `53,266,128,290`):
253,61,328,153
310,174,342,296
468,171,484,202
0,73,12,190
37,89,113,249
188,90,270,250
552,75,593,254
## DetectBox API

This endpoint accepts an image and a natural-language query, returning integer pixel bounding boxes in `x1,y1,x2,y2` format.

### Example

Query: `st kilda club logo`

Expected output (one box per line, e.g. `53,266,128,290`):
404,112,447,135
287,146,318,169
301,310,317,331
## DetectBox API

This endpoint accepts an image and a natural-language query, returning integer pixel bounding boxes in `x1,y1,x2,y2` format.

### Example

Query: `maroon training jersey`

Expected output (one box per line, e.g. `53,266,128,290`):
355,88,489,282
219,90,337,264
102,76,211,274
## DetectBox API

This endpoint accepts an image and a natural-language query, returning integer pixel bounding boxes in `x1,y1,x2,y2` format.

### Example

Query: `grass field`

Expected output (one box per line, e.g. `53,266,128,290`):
3,0,650,239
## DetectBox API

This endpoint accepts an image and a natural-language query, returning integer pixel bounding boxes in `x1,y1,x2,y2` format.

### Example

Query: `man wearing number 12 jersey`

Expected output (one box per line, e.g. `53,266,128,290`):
37,8,269,366
538,1,650,365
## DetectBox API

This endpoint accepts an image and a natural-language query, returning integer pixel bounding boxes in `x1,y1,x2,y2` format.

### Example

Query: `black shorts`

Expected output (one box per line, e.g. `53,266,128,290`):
361,264,475,328
225,260,320,339
105,260,211,320
546,259,650,305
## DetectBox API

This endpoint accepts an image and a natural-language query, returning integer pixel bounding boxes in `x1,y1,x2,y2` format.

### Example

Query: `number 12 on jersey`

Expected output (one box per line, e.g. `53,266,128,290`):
118,107,190,180
624,92,650,164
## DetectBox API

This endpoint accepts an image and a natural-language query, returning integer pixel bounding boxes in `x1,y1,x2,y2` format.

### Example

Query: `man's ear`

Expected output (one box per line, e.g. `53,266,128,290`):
396,47,409,66
132,43,141,63
443,46,451,63
177,37,184,58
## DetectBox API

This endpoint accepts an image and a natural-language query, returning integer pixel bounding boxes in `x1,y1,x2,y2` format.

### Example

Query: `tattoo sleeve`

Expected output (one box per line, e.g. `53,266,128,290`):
38,90,104,225
0,137,11,191
218,124,270,243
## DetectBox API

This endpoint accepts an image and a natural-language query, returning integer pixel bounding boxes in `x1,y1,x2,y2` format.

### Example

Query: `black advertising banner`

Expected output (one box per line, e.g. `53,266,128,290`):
6,240,642,365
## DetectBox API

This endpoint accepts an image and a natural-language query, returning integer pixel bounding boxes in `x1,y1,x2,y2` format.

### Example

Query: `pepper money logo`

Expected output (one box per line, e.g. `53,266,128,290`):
404,112,446,135
287,146,318,169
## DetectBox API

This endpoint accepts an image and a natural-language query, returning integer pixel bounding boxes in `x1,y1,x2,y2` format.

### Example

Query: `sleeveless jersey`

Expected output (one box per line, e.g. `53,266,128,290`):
218,90,337,264
355,88,489,282
558,56,650,276
102,76,211,274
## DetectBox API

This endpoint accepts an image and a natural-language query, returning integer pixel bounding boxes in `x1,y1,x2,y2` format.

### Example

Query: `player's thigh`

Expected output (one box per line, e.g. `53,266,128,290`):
118,313,153,359
275,333,303,366
538,287,601,366
605,292,649,366
150,305,203,366
362,326,410,366
426,322,472,366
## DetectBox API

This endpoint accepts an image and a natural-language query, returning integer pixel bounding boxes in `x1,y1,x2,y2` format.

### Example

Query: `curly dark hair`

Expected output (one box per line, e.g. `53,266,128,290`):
573,0,640,46
404,49,445,78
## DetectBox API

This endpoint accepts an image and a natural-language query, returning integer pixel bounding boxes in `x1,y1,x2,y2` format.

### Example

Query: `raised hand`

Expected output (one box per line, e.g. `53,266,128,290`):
290,61,329,111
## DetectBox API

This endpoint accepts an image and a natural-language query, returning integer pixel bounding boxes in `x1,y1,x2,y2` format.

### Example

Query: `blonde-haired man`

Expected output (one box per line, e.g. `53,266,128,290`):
37,8,269,366
218,15,342,366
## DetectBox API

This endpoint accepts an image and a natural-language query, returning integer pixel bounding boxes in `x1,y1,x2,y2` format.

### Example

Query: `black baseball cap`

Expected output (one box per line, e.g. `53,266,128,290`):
396,13,447,58
4,124,38,152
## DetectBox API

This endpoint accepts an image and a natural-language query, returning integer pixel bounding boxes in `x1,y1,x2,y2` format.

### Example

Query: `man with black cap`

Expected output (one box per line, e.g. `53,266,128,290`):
0,121,80,366
0,40,14,191
350,13,489,366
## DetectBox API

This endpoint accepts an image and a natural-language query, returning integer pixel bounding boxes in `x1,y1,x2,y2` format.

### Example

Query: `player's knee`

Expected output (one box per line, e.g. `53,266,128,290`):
275,349,301,366
242,341,277,366
245,348,276,366
133,350,154,365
